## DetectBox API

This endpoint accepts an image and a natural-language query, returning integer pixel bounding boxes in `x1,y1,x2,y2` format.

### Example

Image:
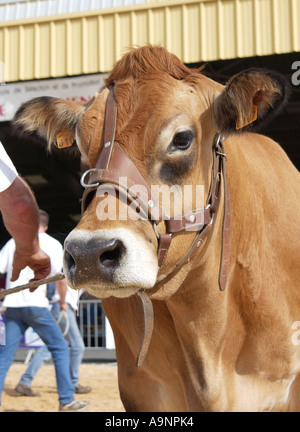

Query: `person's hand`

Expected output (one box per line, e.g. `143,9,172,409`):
60,301,69,311
11,248,51,283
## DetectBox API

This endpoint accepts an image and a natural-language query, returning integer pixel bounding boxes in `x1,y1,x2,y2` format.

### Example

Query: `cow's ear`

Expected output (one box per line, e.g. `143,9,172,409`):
76,88,109,167
214,69,290,134
13,96,88,148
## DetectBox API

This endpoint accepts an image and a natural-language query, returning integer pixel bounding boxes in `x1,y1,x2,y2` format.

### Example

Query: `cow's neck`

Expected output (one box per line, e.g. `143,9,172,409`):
149,181,227,401
137,133,230,370
145,260,222,410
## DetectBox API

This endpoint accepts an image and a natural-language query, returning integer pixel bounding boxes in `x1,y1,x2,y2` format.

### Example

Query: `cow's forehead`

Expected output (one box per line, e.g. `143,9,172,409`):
114,76,211,133
117,73,215,111
76,72,221,171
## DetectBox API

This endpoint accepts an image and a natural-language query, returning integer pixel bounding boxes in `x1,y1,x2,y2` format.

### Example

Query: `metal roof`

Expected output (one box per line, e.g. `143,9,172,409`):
0,0,146,21
1,0,299,82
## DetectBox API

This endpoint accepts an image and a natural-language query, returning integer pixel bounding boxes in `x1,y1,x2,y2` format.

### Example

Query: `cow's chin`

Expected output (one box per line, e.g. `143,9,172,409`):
70,284,149,299
66,274,157,299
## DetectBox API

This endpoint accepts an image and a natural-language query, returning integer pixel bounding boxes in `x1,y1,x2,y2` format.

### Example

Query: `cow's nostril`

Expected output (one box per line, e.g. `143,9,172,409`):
64,249,76,274
99,240,125,271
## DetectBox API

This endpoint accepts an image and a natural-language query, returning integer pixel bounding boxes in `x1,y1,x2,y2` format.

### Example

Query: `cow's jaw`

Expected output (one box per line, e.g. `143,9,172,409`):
63,228,158,298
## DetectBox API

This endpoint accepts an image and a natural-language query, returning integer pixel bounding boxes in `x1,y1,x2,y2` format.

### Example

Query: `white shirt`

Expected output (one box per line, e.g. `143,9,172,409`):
0,232,63,308
52,286,82,311
0,141,18,192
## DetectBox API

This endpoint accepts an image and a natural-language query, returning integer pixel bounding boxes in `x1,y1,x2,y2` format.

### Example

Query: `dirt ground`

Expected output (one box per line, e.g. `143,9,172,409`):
1,362,125,412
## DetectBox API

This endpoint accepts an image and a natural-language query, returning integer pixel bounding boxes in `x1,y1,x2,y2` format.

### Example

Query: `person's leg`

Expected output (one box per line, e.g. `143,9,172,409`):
25,307,75,406
65,307,85,387
18,344,51,387
0,308,27,405
52,303,85,387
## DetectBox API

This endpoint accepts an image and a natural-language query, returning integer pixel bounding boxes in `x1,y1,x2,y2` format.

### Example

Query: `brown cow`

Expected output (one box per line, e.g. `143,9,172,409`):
14,46,300,412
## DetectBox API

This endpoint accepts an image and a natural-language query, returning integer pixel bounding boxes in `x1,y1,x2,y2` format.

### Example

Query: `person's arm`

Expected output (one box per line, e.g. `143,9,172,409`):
56,278,68,311
0,176,51,282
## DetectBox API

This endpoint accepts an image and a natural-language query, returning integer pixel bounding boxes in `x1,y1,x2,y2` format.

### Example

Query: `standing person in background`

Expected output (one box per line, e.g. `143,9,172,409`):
16,278,92,396
0,210,88,411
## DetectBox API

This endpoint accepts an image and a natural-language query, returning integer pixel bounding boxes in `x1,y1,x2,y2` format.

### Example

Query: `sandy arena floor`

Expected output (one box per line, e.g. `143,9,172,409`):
1,362,125,412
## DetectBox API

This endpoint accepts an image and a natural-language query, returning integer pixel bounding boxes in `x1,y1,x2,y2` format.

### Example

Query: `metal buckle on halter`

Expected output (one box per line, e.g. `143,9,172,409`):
80,168,101,188
153,221,173,241
215,134,227,160
205,203,215,226
153,222,161,240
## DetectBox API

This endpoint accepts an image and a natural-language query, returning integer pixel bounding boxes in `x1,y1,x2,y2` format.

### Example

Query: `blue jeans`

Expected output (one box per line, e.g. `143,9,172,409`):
19,302,85,388
0,307,75,406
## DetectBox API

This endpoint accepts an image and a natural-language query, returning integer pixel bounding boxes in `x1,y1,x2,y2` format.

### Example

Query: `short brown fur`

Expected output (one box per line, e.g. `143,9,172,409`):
13,46,300,412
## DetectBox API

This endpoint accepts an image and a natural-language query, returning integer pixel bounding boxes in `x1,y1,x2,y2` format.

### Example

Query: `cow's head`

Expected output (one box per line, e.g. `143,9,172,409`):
13,46,289,299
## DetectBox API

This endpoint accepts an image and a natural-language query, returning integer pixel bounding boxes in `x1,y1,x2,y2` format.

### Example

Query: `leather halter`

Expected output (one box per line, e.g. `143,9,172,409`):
80,84,231,365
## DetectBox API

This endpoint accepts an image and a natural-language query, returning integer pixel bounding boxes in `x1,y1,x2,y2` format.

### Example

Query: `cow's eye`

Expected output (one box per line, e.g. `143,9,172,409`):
170,130,194,152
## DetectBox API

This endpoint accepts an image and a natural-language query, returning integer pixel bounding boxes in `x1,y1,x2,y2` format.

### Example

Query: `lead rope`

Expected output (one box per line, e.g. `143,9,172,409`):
56,309,70,337
0,273,70,338
0,273,65,300
0,271,151,367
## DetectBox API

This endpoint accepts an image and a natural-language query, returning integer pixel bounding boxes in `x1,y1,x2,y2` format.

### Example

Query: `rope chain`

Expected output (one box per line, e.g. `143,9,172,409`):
0,273,65,300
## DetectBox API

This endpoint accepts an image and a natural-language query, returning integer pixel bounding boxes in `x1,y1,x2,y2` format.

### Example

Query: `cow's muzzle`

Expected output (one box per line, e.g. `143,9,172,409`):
64,237,125,285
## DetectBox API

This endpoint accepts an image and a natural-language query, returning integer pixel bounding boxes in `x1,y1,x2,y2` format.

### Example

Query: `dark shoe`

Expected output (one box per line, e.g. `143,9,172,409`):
59,400,88,411
75,384,92,394
15,384,40,397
